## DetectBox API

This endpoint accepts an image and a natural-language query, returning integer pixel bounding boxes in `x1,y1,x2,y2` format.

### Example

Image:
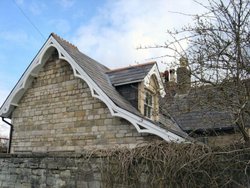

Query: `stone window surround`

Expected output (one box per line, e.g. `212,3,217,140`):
138,74,160,122
144,90,154,119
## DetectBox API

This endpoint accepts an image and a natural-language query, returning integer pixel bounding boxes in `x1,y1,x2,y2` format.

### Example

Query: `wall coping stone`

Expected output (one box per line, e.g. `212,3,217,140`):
0,152,102,159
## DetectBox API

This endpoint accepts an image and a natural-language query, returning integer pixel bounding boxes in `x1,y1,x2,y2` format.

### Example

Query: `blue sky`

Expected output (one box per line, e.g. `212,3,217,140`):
0,0,205,136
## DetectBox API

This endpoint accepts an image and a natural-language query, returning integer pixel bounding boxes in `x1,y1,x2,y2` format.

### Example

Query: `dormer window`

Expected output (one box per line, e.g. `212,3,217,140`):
144,91,153,118
107,62,166,122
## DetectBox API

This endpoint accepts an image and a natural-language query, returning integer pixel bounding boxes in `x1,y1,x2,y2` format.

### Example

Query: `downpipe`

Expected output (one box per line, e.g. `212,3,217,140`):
1,117,13,153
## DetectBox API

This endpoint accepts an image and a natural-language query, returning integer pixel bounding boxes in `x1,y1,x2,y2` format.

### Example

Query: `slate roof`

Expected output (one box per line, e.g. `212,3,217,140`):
161,82,250,132
172,110,235,131
107,62,155,86
52,33,142,117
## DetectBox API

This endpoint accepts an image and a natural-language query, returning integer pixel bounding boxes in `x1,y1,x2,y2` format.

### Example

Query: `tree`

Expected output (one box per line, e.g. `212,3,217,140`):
161,0,249,143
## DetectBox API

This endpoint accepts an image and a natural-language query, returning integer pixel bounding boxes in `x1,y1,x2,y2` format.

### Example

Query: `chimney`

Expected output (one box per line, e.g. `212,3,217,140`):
163,69,169,83
177,57,191,94
162,68,177,97
169,69,176,82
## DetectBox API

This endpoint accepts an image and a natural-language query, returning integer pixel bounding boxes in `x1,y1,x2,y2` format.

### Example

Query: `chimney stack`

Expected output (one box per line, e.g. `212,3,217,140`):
162,68,177,97
163,69,169,83
169,69,175,82
177,57,191,94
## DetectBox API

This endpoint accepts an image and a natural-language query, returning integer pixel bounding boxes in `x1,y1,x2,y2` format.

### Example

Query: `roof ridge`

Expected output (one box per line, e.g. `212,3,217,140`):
106,61,156,73
51,33,78,50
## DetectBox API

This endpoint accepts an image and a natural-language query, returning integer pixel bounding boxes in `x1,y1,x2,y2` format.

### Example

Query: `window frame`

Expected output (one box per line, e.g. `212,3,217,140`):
144,90,154,119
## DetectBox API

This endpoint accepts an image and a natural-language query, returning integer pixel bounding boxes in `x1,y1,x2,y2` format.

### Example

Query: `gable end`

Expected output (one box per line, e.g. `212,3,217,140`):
0,34,186,143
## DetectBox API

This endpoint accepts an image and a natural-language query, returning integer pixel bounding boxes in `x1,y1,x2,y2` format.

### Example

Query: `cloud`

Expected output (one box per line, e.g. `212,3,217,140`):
0,88,10,138
29,1,47,15
71,0,204,71
0,87,11,138
56,0,75,9
49,19,71,34
0,88,10,105
0,123,9,138
15,0,24,6
0,31,29,45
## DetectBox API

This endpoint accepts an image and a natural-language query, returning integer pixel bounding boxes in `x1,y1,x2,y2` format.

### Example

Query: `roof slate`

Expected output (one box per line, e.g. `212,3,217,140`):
173,111,235,131
107,62,155,86
160,82,250,132
52,33,142,116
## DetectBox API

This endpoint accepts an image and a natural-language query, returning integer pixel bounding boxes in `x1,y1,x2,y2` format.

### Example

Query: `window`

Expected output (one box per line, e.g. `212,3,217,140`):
144,91,153,118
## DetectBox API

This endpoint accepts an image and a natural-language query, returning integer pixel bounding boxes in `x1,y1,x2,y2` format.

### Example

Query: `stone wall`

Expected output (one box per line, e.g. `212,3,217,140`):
11,59,154,153
0,153,102,188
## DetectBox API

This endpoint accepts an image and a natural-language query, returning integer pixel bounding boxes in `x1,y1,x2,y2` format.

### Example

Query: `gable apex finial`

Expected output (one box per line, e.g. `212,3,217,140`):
51,32,78,50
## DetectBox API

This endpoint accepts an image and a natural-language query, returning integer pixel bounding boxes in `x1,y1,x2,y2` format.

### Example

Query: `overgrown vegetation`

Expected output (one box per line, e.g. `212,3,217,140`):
90,141,250,188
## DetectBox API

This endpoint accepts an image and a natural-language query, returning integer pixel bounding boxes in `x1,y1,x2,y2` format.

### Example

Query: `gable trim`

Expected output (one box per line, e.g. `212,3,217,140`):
144,64,166,97
0,35,186,143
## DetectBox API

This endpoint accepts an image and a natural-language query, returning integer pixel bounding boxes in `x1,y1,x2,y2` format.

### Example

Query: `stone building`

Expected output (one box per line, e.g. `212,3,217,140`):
161,60,250,146
0,33,189,153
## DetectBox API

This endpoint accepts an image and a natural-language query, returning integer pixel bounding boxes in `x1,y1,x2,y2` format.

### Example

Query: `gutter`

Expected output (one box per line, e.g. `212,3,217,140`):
1,117,13,153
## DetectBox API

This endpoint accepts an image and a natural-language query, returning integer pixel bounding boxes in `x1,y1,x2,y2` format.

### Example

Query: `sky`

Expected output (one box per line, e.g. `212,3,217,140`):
0,0,205,137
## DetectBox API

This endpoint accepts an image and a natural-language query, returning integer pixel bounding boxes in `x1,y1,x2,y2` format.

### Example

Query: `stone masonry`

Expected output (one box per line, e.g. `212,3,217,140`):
0,153,103,188
11,58,154,153
0,152,153,188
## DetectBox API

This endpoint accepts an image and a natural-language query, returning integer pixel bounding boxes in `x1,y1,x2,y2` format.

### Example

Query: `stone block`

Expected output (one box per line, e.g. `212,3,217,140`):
116,133,125,138
87,115,94,120
95,120,104,126
105,132,115,139
82,104,93,110
88,181,101,188
98,126,107,131
104,119,112,125
77,181,88,188
60,170,71,177
75,111,85,117
91,126,98,132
